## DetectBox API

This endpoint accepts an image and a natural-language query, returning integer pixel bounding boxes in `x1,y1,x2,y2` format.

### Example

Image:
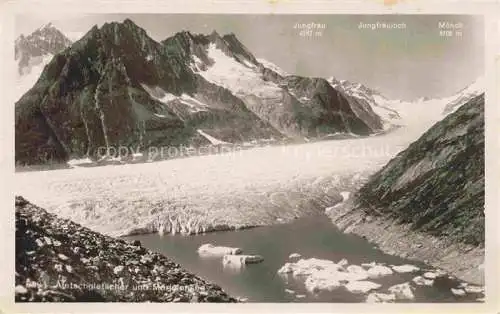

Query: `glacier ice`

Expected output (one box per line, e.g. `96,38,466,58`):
222,254,263,266
277,257,391,295
388,282,415,300
391,264,420,273
198,244,242,257
15,121,438,238
365,292,396,303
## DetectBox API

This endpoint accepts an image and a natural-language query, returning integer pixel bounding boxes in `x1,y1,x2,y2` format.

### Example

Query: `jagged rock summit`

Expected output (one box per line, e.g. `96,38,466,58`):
15,22,72,75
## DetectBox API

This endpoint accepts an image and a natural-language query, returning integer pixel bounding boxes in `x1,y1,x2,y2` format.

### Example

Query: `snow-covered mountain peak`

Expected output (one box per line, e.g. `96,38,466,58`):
15,23,71,61
441,76,485,114
38,22,54,31
328,77,385,99
257,58,289,77
326,76,401,131
458,76,484,95
14,23,72,101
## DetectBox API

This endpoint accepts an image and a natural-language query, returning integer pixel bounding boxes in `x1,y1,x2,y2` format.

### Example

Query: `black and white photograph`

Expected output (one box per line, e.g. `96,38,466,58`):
6,8,496,306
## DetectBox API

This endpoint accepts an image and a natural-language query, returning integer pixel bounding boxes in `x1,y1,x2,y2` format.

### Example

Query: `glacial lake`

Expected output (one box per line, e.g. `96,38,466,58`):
125,214,482,303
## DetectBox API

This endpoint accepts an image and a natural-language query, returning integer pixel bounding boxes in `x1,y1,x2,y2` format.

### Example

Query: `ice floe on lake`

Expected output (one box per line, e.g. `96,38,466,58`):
388,282,415,300
344,281,381,294
222,254,264,267
451,288,466,296
412,275,434,286
391,264,420,273
463,285,483,294
365,292,396,303
197,244,242,257
366,265,393,278
421,269,447,280
277,257,417,295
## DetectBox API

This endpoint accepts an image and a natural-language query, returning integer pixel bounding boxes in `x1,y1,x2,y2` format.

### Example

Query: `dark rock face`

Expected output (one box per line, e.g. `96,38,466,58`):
15,19,383,165
354,94,484,246
15,196,236,302
15,23,72,75
280,76,376,137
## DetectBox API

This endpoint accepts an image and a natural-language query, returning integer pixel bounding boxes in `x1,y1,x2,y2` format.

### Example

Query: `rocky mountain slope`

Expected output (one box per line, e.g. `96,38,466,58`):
15,19,384,165
329,94,485,284
355,94,484,245
343,93,484,246
327,77,402,130
15,196,236,302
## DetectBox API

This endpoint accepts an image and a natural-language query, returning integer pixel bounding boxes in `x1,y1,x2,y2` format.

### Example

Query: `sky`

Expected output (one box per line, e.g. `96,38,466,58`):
15,14,485,100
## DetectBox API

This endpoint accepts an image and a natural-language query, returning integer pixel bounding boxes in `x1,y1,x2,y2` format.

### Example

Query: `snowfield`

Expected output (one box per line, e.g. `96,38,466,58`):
196,129,230,145
15,126,421,237
15,54,54,102
197,44,282,99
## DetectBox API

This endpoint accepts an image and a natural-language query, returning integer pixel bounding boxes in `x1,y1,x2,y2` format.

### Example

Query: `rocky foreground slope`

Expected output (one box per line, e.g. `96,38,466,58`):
330,94,485,284
15,196,236,302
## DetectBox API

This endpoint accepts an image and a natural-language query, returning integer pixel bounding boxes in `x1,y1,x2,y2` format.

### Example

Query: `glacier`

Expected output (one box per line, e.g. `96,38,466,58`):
14,69,480,238
15,122,433,238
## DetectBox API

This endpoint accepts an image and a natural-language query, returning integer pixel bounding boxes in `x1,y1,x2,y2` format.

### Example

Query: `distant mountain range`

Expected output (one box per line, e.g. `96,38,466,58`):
14,19,484,166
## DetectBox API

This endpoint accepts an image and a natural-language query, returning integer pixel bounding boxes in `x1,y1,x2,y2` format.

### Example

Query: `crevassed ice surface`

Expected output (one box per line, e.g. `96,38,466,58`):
15,125,427,238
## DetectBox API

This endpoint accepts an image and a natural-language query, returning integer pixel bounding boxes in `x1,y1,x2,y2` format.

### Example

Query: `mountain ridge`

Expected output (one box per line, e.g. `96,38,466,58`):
15,19,385,166
354,93,485,246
